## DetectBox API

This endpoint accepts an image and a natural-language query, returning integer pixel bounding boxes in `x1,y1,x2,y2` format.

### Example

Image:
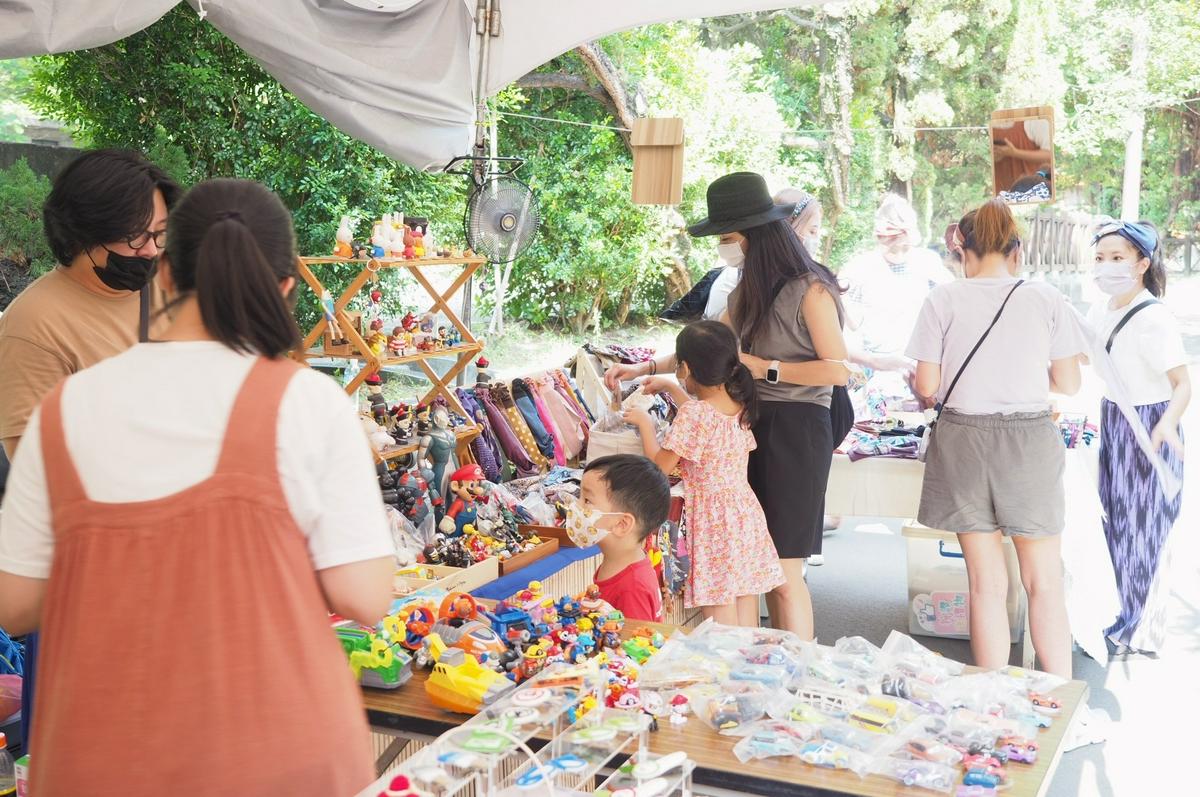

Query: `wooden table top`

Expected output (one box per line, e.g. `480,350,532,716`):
361,618,1088,797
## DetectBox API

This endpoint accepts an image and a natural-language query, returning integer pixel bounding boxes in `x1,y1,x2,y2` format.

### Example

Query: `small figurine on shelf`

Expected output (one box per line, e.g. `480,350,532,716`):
475,357,492,388
390,403,412,442
365,373,388,424
670,694,691,725
419,405,459,509
334,215,354,258
369,288,383,308
320,290,347,346
439,464,486,537
366,318,388,356
419,312,436,336
403,225,417,259
371,222,388,258
437,327,449,350
388,326,405,357
446,328,463,348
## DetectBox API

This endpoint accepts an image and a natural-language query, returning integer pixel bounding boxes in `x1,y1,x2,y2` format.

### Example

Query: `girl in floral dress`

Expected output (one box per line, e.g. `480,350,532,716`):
625,321,785,626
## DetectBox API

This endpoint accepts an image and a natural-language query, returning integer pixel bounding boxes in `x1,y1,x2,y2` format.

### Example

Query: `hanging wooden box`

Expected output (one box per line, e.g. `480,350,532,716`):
631,118,685,205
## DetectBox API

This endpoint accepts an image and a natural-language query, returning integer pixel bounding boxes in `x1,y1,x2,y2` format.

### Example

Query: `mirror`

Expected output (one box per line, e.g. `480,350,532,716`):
990,105,1055,205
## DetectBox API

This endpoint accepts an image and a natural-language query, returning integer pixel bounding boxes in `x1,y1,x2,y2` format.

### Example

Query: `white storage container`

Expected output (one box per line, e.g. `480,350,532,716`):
903,522,1026,643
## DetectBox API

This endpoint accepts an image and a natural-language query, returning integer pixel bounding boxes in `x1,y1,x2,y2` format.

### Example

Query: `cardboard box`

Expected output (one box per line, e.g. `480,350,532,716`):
392,557,498,596
498,538,560,576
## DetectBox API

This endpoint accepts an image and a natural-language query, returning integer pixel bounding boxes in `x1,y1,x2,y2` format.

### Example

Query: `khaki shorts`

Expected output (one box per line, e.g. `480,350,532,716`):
918,410,1064,537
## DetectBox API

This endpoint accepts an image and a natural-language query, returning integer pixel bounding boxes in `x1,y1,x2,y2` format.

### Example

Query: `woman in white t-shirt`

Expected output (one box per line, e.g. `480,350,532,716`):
906,199,1086,679
0,179,393,794
1088,220,1189,657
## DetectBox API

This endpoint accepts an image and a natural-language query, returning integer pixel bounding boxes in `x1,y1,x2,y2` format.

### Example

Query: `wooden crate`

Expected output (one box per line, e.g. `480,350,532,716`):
498,538,559,576
520,523,573,548
392,557,499,596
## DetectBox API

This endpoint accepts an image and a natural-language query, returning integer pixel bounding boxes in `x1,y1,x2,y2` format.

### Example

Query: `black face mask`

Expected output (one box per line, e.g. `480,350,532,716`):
94,249,157,292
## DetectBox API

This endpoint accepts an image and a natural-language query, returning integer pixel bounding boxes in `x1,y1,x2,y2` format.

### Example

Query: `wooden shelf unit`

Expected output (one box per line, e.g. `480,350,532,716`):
294,254,487,463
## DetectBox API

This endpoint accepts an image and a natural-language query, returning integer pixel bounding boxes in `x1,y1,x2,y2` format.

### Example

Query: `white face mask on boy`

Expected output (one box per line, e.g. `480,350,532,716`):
717,242,745,268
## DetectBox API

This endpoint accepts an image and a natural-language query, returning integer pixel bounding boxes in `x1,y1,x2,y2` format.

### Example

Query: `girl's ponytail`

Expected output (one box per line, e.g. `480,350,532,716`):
165,179,301,359
1138,219,1167,298
194,214,301,357
724,361,760,428
675,320,759,428
959,198,1022,257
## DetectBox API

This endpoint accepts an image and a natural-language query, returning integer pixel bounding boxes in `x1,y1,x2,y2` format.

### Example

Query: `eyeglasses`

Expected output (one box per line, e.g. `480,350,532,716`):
124,229,167,249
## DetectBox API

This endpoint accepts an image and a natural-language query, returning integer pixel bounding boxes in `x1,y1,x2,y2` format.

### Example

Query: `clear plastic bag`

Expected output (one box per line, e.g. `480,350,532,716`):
688,682,772,735
731,719,819,762
387,506,428,565
517,493,556,527
871,757,958,793
795,739,871,777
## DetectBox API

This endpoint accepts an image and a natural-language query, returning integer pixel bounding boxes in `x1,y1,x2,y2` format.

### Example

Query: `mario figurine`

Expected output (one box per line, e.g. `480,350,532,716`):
670,694,690,725
439,463,486,537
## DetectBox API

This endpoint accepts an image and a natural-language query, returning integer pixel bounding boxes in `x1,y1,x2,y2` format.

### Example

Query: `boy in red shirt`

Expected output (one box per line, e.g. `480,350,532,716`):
570,455,670,622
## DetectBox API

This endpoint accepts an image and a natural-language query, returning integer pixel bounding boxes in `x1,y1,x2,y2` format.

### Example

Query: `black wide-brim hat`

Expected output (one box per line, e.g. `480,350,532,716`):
687,171,796,237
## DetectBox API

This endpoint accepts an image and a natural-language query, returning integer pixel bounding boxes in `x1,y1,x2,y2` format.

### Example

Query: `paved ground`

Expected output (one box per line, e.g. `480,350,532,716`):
810,272,1200,796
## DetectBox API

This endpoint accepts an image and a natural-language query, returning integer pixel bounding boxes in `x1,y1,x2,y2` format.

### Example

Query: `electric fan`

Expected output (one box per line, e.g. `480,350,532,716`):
461,175,541,264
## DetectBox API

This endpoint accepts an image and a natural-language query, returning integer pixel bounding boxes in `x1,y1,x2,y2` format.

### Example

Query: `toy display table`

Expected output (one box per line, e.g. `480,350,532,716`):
359,612,1088,797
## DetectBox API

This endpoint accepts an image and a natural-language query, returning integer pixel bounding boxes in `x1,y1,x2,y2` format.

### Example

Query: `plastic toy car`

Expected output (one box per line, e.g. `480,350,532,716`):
807,661,847,686
956,786,998,797
997,735,1039,764
431,619,507,660
900,765,953,790
799,741,851,770
424,642,515,714
906,738,963,766
1021,712,1053,729
963,768,1003,789
1029,692,1062,714
744,731,800,758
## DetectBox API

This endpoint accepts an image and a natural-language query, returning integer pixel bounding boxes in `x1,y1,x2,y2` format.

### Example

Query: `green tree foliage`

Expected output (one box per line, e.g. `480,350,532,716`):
0,158,53,309
18,1,1200,329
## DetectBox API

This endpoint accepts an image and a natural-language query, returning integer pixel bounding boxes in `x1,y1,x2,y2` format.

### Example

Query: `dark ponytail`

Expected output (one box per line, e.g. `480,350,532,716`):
675,320,759,428
165,179,301,358
1137,219,1167,298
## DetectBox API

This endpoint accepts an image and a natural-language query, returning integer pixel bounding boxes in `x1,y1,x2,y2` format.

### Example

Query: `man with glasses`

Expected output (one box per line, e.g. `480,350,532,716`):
0,149,177,753
0,149,179,459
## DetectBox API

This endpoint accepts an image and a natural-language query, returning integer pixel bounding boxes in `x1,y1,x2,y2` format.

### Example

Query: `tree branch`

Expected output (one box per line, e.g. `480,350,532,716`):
515,73,610,108
574,42,637,149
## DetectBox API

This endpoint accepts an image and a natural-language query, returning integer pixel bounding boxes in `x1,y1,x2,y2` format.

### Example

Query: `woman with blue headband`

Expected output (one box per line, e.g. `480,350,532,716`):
1088,219,1190,658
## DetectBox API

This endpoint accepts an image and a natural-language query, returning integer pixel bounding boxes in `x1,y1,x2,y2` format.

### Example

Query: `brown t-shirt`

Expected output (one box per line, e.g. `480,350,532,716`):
0,267,163,442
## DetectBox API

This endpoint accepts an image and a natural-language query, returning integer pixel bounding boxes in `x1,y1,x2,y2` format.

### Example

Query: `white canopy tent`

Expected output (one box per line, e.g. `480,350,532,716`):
0,0,819,170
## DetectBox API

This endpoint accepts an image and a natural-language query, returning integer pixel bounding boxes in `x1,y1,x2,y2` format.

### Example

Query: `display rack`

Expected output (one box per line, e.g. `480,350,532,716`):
295,255,487,461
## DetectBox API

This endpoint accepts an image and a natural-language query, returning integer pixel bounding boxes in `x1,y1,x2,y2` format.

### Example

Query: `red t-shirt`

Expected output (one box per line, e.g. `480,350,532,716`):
595,558,662,622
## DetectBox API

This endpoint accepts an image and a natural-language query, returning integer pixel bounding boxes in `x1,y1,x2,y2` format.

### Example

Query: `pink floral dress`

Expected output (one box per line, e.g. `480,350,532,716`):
663,400,785,608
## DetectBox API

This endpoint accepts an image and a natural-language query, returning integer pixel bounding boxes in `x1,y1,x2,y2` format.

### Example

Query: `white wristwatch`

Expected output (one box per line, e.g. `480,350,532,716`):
765,360,781,385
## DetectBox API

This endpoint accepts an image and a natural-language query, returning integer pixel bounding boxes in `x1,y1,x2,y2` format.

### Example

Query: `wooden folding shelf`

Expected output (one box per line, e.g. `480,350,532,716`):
294,255,487,460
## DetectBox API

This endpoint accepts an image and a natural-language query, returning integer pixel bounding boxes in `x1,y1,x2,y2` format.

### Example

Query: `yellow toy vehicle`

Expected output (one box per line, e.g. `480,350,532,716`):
424,633,515,714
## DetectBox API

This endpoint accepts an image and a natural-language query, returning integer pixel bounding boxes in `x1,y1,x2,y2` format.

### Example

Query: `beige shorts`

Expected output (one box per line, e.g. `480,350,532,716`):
918,410,1064,537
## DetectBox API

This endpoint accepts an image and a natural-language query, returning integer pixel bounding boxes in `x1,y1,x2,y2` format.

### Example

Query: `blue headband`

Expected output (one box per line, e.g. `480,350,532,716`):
1092,220,1158,259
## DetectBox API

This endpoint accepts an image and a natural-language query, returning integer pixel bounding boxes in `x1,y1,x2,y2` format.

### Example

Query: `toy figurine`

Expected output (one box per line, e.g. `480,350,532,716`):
369,289,383,307
366,318,388,355
334,215,354,258
365,373,388,424
320,290,347,345
437,326,449,350
419,406,458,509
388,326,405,356
439,464,486,537
670,694,690,725
402,225,417,259
371,222,388,258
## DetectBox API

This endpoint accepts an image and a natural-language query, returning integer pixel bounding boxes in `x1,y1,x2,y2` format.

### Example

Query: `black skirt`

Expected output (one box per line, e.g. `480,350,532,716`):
748,401,834,559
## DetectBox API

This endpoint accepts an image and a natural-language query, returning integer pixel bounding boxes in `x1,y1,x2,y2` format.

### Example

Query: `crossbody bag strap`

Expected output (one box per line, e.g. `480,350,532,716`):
1104,298,1160,353
936,279,1025,417
138,284,151,343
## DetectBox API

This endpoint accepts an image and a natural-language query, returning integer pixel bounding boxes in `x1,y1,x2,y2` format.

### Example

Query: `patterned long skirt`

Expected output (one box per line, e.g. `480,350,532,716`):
1098,398,1184,652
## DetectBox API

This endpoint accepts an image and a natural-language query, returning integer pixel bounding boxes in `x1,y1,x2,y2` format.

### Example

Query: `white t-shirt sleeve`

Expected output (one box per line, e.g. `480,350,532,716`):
277,371,394,571
1048,293,1089,360
703,265,740,321
1024,119,1052,150
905,292,945,364
0,406,54,578
1142,310,1189,375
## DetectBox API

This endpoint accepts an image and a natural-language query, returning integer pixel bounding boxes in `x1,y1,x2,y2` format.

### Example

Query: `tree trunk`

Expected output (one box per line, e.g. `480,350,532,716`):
819,17,853,265
616,284,634,325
